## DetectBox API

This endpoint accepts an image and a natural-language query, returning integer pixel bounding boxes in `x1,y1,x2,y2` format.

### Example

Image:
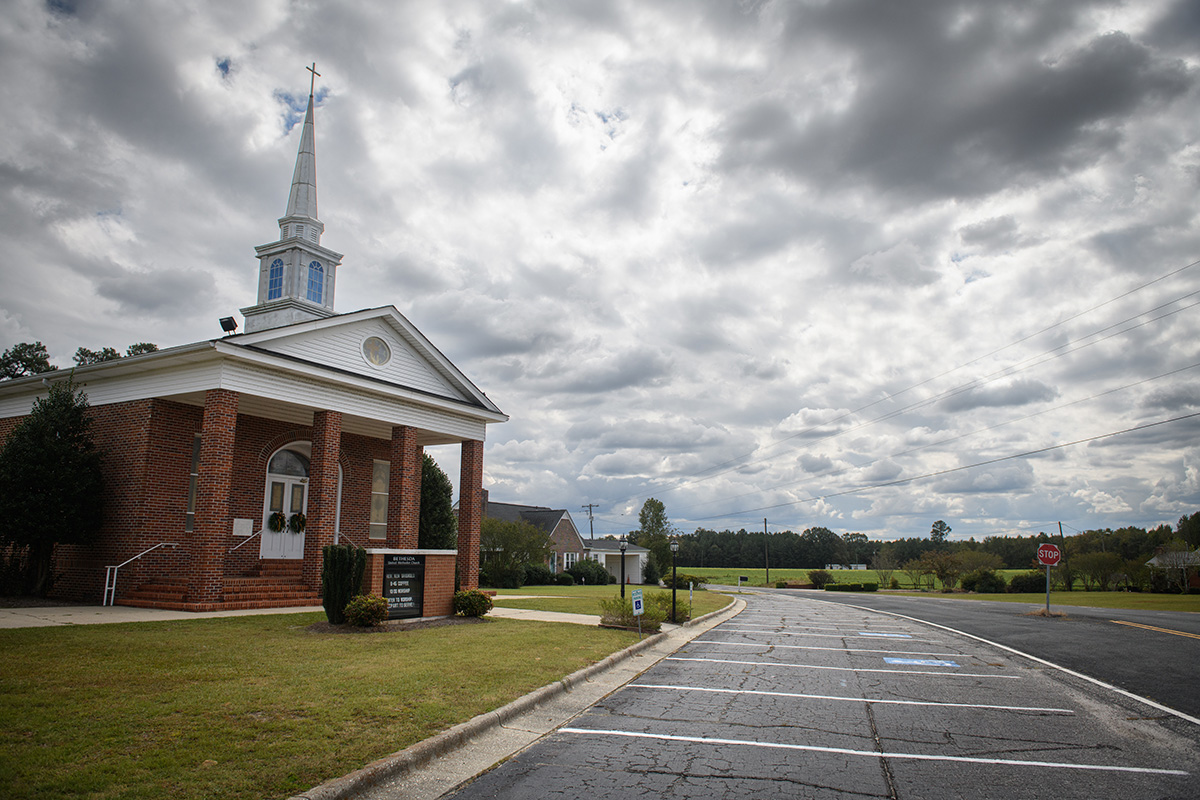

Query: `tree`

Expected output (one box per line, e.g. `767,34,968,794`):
0,342,55,380
871,550,898,589
1074,551,1123,591
930,520,952,544
418,454,456,549
630,498,675,569
0,380,104,595
124,343,159,357
1177,512,1200,549
479,518,551,588
73,347,121,366
921,551,963,591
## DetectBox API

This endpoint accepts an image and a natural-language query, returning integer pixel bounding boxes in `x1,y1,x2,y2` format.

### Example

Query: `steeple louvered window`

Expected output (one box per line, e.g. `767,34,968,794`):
267,259,284,300
306,261,324,303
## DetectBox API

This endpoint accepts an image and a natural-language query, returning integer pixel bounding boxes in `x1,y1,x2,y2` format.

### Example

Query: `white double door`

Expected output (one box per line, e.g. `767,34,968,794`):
261,476,307,560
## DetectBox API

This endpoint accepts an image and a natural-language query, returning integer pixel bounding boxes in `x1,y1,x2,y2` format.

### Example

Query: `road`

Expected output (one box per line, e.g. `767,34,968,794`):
766,588,1200,721
445,592,1199,799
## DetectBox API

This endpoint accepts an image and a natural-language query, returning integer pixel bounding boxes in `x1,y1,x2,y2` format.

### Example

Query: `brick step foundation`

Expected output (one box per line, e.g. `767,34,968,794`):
118,564,321,611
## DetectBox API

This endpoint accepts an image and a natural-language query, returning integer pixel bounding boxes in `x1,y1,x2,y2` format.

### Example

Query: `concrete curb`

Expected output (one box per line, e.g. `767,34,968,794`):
288,597,744,800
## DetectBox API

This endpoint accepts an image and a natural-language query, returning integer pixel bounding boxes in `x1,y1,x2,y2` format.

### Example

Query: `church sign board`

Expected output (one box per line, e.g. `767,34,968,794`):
383,554,425,619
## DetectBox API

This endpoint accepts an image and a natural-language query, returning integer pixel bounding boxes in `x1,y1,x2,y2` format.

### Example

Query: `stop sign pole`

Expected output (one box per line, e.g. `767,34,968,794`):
1037,543,1062,614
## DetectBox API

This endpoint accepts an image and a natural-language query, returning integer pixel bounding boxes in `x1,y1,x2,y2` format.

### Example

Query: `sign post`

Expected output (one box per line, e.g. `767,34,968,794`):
631,588,644,639
1036,543,1061,615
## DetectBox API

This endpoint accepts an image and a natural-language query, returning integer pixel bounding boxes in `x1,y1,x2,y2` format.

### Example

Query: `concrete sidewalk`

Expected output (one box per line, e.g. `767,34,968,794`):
0,603,614,629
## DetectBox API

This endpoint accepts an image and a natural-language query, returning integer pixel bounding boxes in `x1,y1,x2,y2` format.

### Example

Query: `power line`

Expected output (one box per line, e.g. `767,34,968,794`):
683,360,1200,511
693,411,1200,522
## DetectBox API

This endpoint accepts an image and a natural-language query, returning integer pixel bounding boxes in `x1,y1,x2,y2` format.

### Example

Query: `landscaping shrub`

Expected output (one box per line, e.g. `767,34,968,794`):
823,582,878,592
523,563,555,586
961,568,1007,593
1008,571,1047,593
343,594,388,627
776,581,788,588
567,558,612,586
662,572,707,590
599,595,665,631
453,589,493,617
321,543,366,625
807,569,834,589
555,572,575,586
889,578,900,589
647,589,690,622
480,562,524,589
642,554,662,585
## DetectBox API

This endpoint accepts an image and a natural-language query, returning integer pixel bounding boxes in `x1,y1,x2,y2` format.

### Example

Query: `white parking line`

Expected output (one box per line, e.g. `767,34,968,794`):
725,622,911,632
693,639,969,658
628,684,1074,714
667,656,1020,679
559,728,1188,776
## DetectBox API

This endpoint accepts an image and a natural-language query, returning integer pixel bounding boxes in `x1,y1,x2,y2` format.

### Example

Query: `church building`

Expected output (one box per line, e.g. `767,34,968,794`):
0,74,506,613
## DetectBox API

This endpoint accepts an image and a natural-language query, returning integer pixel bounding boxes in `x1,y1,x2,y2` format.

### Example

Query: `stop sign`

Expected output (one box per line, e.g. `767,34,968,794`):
1037,543,1061,566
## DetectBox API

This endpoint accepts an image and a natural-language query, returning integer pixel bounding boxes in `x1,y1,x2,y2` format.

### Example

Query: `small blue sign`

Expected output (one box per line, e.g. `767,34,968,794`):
631,589,644,616
858,632,911,638
884,658,960,668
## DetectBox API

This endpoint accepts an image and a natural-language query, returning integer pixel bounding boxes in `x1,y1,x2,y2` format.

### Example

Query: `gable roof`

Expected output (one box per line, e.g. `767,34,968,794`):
584,538,649,554
485,501,577,537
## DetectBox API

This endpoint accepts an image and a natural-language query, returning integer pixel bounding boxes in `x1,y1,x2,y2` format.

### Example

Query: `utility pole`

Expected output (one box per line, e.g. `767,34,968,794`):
764,518,770,586
582,504,598,539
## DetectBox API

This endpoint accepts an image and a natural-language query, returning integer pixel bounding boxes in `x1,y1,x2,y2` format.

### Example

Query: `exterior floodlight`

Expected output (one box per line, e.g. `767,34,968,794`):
219,317,238,334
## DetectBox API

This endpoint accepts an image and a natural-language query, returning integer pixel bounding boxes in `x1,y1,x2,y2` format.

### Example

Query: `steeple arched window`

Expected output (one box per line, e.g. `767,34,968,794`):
306,261,324,303
267,259,284,300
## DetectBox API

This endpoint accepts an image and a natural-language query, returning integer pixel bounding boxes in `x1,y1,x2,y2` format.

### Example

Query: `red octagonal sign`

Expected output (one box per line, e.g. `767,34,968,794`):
1037,543,1062,566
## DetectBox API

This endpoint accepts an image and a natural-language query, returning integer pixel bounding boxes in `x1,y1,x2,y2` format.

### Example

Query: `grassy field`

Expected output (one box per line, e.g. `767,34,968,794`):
0,612,641,800
492,584,732,618
679,567,1200,612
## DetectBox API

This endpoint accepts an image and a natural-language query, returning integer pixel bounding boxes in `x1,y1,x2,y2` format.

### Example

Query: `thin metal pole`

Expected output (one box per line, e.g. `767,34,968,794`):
672,547,677,623
764,518,770,586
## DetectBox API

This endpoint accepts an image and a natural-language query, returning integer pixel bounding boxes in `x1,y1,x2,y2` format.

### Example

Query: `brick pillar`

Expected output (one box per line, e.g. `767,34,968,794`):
304,410,342,593
388,425,422,549
189,389,238,608
458,439,484,590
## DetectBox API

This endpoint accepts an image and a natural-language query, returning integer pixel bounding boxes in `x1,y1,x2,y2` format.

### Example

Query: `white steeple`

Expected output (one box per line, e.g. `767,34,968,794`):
242,63,344,334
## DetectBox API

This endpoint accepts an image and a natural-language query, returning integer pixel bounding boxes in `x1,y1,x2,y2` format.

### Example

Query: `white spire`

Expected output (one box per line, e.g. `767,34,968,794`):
285,79,318,220
242,63,343,334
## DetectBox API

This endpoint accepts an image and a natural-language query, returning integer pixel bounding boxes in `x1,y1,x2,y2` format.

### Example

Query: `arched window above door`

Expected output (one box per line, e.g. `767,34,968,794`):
268,448,310,477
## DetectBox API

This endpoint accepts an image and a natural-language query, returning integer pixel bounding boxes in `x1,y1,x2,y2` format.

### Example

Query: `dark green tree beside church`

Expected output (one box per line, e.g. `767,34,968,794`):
419,454,457,550
0,380,104,595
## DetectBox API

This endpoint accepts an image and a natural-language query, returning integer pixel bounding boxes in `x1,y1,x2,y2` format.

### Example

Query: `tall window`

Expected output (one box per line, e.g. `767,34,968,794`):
267,258,284,300
306,261,324,303
184,434,201,532
370,460,389,540
564,552,578,570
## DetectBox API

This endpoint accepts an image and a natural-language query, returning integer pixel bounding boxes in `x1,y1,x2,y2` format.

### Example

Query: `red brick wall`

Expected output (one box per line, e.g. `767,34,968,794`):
457,439,484,590
387,426,422,549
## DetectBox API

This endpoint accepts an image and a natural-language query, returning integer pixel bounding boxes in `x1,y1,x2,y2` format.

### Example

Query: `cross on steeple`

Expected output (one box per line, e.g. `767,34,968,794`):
306,62,320,97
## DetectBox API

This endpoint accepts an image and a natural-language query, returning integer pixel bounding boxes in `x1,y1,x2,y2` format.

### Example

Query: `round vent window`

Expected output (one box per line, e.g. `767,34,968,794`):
362,336,391,367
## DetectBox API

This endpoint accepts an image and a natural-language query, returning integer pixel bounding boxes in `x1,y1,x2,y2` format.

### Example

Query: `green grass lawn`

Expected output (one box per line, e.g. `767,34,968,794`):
0,612,641,800
492,584,731,618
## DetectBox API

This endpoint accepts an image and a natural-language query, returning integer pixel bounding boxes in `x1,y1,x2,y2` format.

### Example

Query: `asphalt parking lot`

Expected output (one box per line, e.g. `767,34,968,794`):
445,593,1199,799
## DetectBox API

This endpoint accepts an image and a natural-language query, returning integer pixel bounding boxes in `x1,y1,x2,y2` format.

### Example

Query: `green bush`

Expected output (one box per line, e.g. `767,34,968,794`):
776,581,788,588
824,582,879,592
480,562,524,589
343,594,388,627
555,572,575,586
662,573,707,590
599,595,665,631
1008,571,1047,593
961,568,1007,593
889,578,900,589
642,553,662,585
453,589,493,617
568,558,612,586
647,589,690,622
321,543,366,625
807,569,834,589
523,563,555,585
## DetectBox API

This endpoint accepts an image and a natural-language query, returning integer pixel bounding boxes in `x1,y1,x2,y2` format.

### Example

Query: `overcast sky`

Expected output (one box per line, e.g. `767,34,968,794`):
3,0,1199,542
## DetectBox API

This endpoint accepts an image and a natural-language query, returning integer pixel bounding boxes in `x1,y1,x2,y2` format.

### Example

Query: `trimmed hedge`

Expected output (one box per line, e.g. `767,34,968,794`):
823,582,879,592
523,563,555,585
1008,571,1047,593
662,573,707,590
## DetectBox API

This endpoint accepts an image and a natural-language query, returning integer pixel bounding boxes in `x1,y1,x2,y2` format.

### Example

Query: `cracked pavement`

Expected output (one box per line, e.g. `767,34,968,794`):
443,592,1199,799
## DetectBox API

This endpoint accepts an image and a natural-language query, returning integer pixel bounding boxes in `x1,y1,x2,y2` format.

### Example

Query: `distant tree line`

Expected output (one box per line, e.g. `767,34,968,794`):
1,341,159,380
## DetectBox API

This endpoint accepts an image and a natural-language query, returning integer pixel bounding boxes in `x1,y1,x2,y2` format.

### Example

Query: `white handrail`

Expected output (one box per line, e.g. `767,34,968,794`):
102,542,178,606
229,528,264,553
